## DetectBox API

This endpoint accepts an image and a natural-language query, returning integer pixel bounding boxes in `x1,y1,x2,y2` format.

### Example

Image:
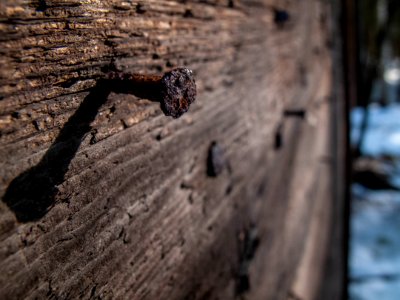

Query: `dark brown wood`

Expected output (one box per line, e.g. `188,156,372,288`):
0,0,345,299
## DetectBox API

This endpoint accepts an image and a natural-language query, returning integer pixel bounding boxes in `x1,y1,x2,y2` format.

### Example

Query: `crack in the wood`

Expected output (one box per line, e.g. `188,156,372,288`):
136,3,147,14
235,224,260,296
35,0,47,12
274,121,284,150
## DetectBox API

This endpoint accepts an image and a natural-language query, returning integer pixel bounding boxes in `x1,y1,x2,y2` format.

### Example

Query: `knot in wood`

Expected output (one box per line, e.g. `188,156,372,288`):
160,68,197,118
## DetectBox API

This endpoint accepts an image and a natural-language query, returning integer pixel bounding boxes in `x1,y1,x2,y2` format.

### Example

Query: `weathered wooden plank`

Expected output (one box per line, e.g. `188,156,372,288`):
0,0,342,299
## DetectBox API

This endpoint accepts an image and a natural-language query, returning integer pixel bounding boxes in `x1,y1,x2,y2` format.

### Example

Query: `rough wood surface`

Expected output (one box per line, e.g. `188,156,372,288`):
0,0,343,299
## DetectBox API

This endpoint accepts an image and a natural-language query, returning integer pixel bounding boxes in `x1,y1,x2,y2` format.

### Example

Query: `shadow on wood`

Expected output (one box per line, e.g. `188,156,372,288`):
2,82,111,222
2,79,163,222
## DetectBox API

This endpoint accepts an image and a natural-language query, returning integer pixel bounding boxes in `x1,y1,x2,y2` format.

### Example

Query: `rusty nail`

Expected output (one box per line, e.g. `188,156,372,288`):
274,122,283,150
207,141,226,177
283,109,306,118
274,9,290,26
235,224,260,295
107,68,197,118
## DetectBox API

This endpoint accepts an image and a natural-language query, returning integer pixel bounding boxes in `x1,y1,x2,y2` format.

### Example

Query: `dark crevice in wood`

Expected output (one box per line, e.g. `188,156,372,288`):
35,0,48,12
235,224,260,295
274,122,284,150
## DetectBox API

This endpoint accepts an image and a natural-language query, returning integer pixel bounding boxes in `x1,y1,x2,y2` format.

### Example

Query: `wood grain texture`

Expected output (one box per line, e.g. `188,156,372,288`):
0,0,343,299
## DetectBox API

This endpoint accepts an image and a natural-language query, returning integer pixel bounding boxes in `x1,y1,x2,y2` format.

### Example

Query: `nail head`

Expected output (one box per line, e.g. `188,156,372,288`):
160,68,197,118
207,141,226,177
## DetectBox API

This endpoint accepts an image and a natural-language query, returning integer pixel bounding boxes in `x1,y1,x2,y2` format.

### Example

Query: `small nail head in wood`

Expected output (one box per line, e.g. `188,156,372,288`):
160,68,197,118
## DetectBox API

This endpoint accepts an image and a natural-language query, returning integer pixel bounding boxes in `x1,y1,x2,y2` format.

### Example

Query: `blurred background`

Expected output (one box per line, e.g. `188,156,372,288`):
349,0,400,299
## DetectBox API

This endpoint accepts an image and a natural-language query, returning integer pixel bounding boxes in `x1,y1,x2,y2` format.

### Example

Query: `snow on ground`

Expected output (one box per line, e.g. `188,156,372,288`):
350,105,400,300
